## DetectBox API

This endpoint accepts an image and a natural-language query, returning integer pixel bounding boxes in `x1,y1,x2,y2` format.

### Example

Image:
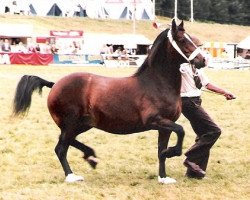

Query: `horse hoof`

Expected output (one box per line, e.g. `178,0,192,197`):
65,173,84,183
158,176,177,184
86,156,99,169
164,147,182,158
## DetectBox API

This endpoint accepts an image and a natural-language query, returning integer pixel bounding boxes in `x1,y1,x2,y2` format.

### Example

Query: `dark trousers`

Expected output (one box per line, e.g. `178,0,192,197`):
181,97,221,172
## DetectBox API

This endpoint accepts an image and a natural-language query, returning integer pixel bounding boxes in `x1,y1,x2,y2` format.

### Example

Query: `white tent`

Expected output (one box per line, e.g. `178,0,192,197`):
0,0,30,14
0,0,154,20
85,0,107,18
82,33,152,54
105,0,154,20
237,36,250,49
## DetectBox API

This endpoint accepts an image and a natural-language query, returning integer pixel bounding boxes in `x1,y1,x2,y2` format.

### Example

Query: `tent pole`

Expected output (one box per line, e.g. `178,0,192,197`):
133,0,136,34
152,0,155,20
190,0,194,22
174,0,178,21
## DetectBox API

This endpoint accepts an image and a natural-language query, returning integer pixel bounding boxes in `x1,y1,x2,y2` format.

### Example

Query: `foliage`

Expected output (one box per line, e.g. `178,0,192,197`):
157,0,250,25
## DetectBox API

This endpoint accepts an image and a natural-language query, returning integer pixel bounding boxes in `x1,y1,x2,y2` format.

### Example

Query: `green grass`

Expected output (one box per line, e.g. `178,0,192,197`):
0,65,249,200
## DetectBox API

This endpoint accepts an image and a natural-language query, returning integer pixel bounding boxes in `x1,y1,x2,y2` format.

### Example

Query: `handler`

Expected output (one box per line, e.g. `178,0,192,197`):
180,37,236,179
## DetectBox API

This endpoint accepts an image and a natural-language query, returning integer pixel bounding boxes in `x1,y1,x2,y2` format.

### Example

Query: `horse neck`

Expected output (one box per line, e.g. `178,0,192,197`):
135,56,183,94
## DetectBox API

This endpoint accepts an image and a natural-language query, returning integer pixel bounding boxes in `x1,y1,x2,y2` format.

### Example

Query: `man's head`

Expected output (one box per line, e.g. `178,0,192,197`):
191,35,203,47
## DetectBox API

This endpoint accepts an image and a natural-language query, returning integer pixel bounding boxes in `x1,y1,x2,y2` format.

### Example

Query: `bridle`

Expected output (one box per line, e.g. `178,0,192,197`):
167,30,204,63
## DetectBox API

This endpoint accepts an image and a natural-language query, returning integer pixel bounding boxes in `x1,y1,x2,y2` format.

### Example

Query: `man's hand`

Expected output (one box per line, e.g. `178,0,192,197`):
224,92,236,100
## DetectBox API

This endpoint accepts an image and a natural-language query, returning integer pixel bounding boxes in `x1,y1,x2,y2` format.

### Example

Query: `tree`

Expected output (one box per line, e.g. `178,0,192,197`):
156,0,250,25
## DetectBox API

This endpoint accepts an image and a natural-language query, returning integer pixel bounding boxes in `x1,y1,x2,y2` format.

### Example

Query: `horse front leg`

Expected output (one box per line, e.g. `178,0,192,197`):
158,130,172,180
153,120,185,184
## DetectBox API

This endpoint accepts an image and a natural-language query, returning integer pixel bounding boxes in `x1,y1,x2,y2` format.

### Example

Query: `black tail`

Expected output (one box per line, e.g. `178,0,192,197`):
13,75,55,116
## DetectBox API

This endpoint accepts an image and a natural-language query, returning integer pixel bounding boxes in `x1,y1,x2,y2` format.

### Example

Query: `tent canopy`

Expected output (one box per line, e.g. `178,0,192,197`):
237,36,250,49
47,3,62,16
29,4,37,15
0,0,153,20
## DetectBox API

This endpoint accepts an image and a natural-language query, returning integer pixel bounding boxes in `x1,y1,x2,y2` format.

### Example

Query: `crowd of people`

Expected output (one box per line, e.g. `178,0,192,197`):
0,38,46,54
0,38,84,54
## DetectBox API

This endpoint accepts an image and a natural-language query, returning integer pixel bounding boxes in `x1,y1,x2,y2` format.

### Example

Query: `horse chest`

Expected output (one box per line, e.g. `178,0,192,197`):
140,94,181,124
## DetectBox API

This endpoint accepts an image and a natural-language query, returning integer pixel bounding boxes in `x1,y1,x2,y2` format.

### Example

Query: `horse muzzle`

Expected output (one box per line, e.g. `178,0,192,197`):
191,56,206,69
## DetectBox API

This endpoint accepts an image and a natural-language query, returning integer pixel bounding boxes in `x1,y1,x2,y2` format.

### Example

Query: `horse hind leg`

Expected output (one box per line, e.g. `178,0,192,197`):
55,131,85,183
70,139,99,169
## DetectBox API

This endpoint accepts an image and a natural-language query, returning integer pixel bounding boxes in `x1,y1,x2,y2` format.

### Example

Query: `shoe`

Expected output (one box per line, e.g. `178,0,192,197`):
183,159,206,178
185,171,205,179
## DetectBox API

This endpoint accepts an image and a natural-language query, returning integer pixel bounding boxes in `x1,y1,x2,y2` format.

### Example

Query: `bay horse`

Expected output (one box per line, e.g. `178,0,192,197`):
12,19,206,184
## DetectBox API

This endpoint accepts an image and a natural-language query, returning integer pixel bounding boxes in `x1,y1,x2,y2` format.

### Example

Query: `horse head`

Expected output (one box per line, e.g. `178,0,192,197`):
169,19,206,69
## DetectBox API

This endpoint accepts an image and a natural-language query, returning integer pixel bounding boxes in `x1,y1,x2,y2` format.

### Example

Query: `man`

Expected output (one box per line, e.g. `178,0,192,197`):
1,39,11,64
2,39,11,52
181,37,236,179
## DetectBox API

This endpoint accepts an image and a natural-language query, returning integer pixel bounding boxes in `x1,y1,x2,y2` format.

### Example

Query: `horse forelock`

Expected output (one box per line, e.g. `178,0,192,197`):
177,26,185,32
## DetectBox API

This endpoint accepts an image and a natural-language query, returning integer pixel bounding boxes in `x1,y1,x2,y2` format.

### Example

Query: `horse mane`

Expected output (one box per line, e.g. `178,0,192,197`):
134,29,170,76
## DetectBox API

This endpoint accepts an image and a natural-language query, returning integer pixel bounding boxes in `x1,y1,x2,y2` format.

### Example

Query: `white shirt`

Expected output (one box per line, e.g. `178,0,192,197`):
180,63,209,97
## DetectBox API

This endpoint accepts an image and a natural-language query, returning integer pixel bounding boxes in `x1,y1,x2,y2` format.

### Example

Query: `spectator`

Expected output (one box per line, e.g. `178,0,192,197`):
1,39,11,64
41,41,52,54
2,39,11,52
35,44,41,52
74,4,81,17
16,42,27,53
51,44,58,54
28,45,36,53
108,44,114,54
114,46,122,56
11,1,20,15
0,39,4,50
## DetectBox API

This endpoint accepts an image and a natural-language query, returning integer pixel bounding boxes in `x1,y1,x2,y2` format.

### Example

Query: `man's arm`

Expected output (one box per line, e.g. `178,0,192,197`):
205,83,236,100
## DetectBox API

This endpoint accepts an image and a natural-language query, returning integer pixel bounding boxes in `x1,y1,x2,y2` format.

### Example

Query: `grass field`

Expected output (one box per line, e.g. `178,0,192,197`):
0,64,249,200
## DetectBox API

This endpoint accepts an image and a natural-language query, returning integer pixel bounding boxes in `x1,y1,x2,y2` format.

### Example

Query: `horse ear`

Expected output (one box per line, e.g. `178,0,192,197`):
171,18,177,35
179,20,184,28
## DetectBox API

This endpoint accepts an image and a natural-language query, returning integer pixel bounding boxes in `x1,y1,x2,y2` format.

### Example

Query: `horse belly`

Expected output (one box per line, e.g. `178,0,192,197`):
92,104,145,134
96,119,147,135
